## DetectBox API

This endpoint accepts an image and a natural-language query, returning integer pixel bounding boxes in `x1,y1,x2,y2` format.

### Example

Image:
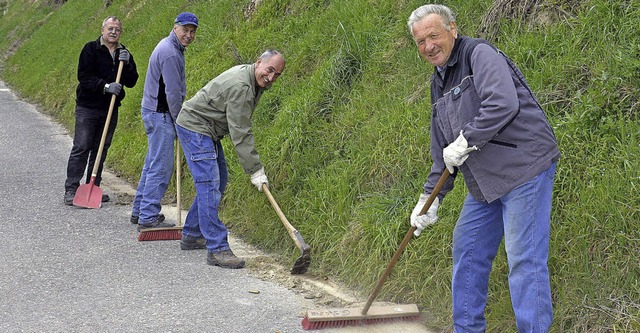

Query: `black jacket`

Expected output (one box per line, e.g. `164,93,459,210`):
75,37,139,111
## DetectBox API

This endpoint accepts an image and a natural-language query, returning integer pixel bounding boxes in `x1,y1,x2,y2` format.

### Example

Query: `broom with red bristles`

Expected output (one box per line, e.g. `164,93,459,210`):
301,169,451,330
137,139,183,241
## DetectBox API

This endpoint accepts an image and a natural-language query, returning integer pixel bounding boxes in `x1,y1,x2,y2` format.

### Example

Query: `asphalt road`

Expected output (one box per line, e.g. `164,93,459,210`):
0,80,436,333
0,80,320,333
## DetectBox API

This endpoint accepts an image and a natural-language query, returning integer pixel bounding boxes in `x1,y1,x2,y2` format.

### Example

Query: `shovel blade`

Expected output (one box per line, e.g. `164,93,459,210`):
291,247,311,275
73,178,102,209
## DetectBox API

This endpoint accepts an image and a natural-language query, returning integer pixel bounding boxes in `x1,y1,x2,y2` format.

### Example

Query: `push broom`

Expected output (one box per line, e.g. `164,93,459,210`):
301,169,451,330
137,139,183,241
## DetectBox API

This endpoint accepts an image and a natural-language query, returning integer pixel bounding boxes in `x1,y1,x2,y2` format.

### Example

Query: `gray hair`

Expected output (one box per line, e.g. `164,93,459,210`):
407,4,456,35
102,16,121,28
259,49,284,62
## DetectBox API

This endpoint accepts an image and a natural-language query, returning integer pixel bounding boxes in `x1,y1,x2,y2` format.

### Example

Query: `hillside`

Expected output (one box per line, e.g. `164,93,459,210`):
1,0,638,331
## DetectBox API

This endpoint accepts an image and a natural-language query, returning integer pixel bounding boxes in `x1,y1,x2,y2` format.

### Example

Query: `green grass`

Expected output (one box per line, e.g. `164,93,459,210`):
1,0,638,331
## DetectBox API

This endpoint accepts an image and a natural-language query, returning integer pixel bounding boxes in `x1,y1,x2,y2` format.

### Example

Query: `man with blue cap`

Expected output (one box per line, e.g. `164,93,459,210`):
131,12,199,231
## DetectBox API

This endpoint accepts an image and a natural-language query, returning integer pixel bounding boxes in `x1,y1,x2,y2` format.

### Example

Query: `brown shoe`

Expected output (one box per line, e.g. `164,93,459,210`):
207,249,245,269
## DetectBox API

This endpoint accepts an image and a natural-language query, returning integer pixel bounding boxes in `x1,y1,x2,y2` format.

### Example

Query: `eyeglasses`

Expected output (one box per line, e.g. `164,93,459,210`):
105,27,122,33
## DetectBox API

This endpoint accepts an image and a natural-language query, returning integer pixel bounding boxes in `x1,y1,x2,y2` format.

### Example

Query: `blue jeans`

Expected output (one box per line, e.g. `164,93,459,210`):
176,124,229,252
452,162,556,333
65,105,118,191
131,108,176,224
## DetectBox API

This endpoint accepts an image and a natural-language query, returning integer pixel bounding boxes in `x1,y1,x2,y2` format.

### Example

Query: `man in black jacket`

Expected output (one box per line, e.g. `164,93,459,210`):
64,16,139,205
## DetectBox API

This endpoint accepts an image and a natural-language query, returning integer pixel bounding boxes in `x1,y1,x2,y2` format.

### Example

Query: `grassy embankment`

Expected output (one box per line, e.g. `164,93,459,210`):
1,0,638,331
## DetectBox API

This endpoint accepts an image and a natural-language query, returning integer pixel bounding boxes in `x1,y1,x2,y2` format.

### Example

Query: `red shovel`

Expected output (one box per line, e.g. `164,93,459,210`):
73,61,124,209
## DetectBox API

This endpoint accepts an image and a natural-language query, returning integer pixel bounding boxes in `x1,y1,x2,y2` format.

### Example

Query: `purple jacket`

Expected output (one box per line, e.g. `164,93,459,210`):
141,30,186,121
425,36,560,203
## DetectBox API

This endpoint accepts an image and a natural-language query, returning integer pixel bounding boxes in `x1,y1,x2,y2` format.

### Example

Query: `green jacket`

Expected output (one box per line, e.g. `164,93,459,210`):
177,64,264,174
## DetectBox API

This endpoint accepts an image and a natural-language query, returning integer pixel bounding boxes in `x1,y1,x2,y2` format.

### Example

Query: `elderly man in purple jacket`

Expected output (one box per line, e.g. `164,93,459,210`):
131,12,198,230
407,4,560,333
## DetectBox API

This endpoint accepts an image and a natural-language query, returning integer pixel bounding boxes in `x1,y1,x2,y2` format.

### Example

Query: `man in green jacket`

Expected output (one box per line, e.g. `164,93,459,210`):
175,49,285,268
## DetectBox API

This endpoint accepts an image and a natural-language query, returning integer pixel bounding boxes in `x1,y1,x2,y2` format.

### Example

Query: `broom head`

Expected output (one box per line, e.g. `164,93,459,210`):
301,304,420,330
137,227,183,241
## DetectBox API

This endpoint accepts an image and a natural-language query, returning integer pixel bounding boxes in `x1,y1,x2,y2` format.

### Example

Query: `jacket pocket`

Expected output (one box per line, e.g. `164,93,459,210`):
450,77,470,101
446,76,479,135
488,139,517,148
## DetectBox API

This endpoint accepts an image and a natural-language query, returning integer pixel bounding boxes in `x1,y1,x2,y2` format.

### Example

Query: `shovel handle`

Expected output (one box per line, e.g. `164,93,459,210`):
262,184,310,251
361,169,451,315
90,60,124,178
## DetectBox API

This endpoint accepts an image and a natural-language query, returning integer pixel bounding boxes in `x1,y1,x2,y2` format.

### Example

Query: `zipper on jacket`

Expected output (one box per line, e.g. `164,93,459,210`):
488,139,517,148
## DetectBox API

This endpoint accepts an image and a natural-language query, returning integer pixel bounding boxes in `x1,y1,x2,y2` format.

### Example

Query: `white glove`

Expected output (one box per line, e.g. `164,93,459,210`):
443,130,478,173
410,194,440,237
250,167,268,191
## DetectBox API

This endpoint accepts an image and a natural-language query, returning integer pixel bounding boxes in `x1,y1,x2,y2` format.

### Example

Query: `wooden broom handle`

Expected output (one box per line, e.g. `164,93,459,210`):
361,169,451,315
176,138,181,226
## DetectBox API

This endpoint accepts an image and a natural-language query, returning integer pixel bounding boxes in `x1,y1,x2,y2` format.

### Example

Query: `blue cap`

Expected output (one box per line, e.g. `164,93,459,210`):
175,12,198,27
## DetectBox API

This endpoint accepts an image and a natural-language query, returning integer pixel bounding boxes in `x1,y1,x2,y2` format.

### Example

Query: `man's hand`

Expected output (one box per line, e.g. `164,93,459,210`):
118,49,130,64
104,82,122,96
250,167,269,192
443,130,477,173
410,194,439,237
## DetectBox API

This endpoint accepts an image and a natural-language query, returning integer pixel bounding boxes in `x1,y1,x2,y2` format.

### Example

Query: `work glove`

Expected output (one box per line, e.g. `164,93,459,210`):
443,130,478,174
250,167,269,192
410,193,439,237
104,82,122,96
118,49,130,64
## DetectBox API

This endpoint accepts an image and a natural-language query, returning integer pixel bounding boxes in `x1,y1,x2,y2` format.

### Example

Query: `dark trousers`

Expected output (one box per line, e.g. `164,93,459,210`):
64,105,118,192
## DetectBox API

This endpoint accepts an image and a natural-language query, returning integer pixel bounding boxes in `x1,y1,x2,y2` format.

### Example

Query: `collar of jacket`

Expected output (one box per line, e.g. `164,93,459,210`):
444,36,463,71
169,30,186,53
247,63,265,95
98,36,122,50
431,36,465,89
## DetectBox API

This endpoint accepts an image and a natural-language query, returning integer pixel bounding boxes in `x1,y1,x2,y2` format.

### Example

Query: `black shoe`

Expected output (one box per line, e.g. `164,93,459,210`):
102,193,110,202
137,215,174,231
64,190,76,206
207,249,245,269
129,213,163,225
181,236,206,250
